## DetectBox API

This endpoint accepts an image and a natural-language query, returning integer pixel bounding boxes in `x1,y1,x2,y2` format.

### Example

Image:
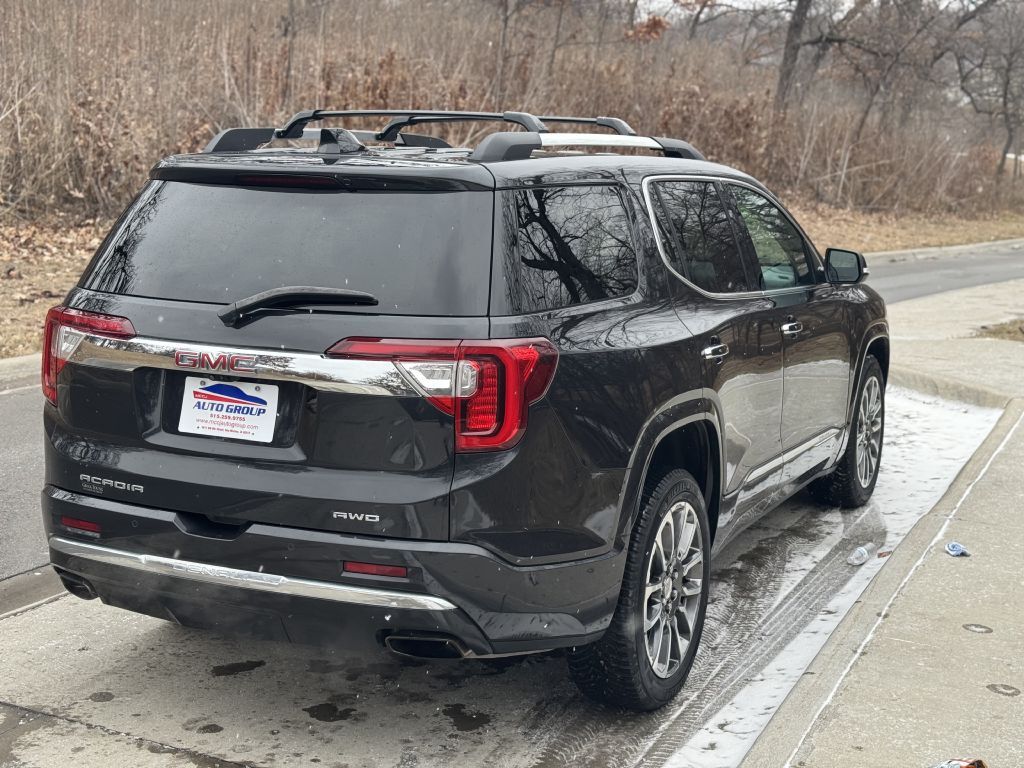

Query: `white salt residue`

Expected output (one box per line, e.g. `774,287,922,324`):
664,387,999,768
767,510,844,612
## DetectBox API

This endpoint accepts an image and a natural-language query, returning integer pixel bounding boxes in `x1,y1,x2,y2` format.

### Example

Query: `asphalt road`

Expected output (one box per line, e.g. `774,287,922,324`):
0,371,46,581
0,239,1021,581
865,239,1024,302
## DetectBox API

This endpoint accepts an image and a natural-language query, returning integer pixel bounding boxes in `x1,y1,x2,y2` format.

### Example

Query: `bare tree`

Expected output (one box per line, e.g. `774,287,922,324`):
674,0,738,40
955,1,1024,176
774,0,815,113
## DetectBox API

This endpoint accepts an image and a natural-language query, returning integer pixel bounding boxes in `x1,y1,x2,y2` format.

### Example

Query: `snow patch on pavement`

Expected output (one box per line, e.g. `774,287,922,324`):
665,387,1000,768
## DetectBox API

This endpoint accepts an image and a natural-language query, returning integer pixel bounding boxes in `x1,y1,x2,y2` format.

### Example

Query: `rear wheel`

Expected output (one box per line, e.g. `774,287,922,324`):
809,355,885,508
568,469,710,711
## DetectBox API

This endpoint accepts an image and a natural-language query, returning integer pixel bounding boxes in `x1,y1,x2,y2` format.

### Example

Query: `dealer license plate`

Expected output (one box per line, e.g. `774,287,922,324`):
178,377,279,444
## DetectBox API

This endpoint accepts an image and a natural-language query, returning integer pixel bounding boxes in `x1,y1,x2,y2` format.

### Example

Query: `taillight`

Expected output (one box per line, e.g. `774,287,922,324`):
42,306,136,405
326,337,558,452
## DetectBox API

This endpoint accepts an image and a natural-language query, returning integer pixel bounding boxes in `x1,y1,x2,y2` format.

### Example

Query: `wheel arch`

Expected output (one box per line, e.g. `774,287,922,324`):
866,334,890,383
646,420,722,542
620,410,723,548
836,322,889,460
851,323,889,413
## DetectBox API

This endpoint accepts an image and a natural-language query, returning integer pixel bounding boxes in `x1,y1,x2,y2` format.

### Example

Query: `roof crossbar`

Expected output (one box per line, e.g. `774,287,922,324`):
275,109,550,141
537,116,636,136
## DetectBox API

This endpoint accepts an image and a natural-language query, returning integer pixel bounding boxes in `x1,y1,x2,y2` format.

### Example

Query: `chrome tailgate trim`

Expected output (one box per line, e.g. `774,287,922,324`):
64,331,415,396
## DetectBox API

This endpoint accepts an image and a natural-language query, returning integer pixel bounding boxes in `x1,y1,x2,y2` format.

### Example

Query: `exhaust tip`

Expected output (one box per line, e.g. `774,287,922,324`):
384,633,470,660
55,569,98,601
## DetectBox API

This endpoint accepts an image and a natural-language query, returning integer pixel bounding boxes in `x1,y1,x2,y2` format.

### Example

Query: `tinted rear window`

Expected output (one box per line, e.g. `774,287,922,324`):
496,185,639,314
82,181,493,316
649,180,750,294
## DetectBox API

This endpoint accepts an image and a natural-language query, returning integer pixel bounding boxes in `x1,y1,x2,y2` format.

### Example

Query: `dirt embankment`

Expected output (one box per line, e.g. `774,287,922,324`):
1,217,107,359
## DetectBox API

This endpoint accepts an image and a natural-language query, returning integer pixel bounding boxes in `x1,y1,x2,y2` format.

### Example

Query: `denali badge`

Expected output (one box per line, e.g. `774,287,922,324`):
174,350,257,373
80,474,144,494
168,561,285,586
333,512,381,523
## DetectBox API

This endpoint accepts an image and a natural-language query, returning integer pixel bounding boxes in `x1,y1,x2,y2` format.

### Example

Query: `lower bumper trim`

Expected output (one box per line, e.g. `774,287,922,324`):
48,536,456,612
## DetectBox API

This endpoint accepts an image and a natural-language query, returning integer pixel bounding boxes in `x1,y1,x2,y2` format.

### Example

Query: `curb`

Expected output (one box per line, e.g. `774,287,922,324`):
889,366,1011,410
868,237,1024,264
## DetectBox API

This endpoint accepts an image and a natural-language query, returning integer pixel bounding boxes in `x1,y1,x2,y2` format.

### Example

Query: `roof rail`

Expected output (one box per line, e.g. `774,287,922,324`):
275,109,550,141
469,132,706,163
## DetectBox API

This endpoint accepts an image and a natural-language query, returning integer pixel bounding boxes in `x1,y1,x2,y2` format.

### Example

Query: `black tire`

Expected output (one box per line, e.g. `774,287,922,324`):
567,469,711,711
808,355,885,508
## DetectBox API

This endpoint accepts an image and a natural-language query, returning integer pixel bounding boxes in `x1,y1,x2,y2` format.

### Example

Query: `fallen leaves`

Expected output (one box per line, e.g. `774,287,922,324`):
0,215,110,358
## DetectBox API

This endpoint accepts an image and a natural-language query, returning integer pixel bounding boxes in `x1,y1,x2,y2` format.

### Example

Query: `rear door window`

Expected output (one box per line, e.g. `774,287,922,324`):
648,180,751,294
497,185,639,314
81,181,494,316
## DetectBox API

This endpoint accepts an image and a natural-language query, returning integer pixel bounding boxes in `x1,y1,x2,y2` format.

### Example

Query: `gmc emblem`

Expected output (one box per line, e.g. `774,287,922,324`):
174,350,257,373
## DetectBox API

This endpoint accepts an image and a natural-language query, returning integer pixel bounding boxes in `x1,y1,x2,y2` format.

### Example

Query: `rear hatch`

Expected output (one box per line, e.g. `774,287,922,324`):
44,156,496,541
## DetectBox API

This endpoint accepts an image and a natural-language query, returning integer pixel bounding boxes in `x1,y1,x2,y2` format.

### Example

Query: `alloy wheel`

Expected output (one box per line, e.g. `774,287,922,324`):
855,375,883,488
643,500,704,679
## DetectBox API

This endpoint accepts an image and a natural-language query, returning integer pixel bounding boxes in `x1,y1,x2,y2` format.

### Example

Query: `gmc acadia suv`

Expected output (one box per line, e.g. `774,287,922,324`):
41,109,888,711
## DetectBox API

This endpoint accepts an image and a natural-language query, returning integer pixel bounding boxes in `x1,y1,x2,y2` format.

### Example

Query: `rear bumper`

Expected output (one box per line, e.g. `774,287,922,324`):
50,536,458,611
44,486,624,655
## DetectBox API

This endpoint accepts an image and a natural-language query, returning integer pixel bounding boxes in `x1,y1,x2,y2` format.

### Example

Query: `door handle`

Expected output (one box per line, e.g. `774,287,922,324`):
701,343,730,362
781,321,803,336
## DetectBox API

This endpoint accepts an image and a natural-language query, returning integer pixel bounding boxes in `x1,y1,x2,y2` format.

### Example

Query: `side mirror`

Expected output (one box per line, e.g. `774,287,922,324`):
825,247,868,284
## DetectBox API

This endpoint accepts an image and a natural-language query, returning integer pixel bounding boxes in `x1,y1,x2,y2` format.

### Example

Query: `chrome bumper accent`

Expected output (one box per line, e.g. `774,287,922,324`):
745,427,843,485
63,331,416,396
49,536,456,612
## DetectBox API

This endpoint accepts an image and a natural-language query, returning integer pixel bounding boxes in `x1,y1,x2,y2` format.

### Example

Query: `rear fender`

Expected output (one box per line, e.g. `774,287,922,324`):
614,390,723,547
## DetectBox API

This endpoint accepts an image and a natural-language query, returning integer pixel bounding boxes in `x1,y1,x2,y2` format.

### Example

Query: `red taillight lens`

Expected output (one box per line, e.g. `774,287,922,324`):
42,306,136,405
325,337,558,452
455,341,558,451
461,358,499,433
343,561,408,578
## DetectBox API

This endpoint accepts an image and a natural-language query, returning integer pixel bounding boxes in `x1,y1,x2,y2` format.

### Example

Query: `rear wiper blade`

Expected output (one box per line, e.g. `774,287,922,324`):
218,286,379,327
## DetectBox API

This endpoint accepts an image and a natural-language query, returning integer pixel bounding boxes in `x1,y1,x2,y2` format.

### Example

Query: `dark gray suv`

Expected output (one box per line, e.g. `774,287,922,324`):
41,109,888,710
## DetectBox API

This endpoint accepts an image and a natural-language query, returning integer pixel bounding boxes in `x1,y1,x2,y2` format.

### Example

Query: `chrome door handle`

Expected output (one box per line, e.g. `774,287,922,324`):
701,343,730,361
781,321,803,336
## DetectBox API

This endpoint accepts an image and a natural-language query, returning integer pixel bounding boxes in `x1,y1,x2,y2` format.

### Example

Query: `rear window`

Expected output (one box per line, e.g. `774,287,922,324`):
649,180,751,294
81,181,493,316
496,185,638,314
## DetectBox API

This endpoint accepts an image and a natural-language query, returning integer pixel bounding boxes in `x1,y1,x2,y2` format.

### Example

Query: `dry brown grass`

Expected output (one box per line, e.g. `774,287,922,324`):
977,318,1024,343
789,205,1024,252
1,0,1021,220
